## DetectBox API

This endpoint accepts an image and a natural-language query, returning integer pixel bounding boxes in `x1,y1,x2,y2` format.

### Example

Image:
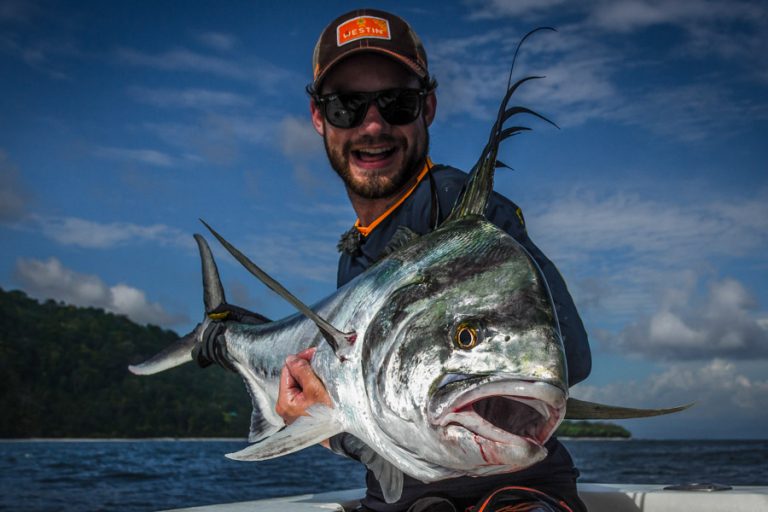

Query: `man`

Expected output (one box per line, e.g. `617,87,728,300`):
276,8,591,512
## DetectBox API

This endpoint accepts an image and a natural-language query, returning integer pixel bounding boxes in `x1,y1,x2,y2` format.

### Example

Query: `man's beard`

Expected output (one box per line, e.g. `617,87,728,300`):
324,130,429,200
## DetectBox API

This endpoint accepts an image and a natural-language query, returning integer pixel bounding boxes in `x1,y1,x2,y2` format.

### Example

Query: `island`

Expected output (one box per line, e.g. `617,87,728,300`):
556,420,631,438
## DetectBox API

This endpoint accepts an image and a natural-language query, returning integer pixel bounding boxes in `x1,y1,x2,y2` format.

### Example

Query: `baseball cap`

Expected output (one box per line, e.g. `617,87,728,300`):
311,8,430,91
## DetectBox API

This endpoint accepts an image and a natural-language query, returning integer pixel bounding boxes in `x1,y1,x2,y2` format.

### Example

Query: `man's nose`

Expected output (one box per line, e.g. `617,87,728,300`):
358,101,388,134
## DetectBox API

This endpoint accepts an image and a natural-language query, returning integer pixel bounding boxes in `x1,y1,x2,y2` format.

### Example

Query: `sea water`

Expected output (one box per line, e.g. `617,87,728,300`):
1,439,765,512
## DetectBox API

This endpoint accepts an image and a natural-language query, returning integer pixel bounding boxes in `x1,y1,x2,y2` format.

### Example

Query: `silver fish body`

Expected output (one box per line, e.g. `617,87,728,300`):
213,215,567,486
130,32,690,501
349,216,567,479
131,204,687,503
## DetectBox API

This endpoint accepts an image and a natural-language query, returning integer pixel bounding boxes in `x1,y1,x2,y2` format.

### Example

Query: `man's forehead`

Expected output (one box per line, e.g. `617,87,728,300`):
321,53,421,92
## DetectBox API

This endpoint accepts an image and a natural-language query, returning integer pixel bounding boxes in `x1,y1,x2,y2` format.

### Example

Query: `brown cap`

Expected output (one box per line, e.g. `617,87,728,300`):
311,8,429,91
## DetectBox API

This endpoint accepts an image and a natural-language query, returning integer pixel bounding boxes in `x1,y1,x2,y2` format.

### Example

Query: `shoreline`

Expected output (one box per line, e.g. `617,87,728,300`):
0,437,248,442
559,436,630,441
2,437,766,442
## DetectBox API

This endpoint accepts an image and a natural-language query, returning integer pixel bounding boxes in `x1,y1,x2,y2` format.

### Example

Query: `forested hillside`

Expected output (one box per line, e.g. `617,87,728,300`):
1,288,629,438
0,288,250,437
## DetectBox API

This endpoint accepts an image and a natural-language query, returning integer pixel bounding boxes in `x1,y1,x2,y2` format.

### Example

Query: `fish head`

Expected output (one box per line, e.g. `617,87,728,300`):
361,216,567,480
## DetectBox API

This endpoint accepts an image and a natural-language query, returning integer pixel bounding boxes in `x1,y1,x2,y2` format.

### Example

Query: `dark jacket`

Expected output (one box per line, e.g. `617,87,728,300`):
334,163,590,512
338,164,591,386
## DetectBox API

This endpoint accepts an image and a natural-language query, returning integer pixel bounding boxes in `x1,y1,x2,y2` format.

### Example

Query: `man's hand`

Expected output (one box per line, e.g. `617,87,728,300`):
275,347,332,426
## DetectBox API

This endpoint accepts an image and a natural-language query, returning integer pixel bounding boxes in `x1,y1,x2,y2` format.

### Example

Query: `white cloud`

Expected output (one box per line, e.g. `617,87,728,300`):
239,228,342,285
529,190,768,267
523,188,768,324
278,116,322,157
428,32,514,120
31,215,190,249
15,257,183,326
118,47,250,79
465,0,766,34
0,0,40,22
429,28,623,126
92,146,176,168
0,31,72,80
143,113,274,167
117,46,300,92
210,203,352,287
465,0,571,20
607,82,768,141
586,0,764,33
195,31,237,51
448,1,768,138
277,115,327,193
287,200,355,220
0,150,28,222
608,278,768,360
127,86,252,110
572,359,768,432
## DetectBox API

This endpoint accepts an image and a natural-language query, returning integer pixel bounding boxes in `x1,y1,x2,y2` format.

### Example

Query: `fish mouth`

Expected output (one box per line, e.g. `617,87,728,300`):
431,377,566,448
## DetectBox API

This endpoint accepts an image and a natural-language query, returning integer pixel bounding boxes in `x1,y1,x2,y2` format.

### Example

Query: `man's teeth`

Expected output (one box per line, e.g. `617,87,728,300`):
358,147,393,156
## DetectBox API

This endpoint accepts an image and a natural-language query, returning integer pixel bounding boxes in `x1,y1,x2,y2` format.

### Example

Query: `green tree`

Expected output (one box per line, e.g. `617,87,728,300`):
0,288,251,438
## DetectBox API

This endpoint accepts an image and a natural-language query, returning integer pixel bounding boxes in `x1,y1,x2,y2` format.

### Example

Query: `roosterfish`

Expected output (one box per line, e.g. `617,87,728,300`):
129,29,689,503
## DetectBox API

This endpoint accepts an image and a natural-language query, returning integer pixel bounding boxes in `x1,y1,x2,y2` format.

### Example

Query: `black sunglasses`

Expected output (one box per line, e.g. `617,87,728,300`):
315,88,427,129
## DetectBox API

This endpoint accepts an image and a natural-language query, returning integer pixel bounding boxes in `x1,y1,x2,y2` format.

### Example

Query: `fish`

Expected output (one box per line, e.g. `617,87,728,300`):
129,29,690,503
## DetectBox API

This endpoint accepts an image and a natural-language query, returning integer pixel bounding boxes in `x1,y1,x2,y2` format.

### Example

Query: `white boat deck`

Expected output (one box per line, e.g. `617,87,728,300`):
161,483,768,512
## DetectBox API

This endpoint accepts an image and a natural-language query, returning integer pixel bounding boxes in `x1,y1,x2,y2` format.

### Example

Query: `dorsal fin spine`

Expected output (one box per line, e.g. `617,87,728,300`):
444,28,558,224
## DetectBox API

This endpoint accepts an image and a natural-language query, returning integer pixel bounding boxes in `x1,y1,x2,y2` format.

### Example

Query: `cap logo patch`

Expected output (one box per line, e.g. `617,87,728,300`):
337,16,391,46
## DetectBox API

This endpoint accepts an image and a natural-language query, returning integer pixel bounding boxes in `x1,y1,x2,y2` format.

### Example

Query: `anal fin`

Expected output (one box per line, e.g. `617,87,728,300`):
227,405,342,461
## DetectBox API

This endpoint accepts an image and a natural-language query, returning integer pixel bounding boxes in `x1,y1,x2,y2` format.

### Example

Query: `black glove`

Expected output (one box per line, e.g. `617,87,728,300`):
194,303,270,371
206,303,270,324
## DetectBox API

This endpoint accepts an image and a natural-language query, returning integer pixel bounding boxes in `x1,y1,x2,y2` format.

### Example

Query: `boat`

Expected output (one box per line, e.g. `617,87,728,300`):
161,483,768,511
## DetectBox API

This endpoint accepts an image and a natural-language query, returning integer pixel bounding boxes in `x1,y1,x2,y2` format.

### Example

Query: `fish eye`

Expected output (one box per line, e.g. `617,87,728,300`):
454,323,479,350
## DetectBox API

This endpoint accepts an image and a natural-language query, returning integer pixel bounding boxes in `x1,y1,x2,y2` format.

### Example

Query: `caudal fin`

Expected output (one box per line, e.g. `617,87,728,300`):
128,234,229,375
128,330,198,375
200,219,356,359
196,233,225,313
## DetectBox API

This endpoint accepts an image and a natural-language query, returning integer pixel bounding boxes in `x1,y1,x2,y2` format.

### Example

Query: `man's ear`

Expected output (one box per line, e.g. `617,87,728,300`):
310,99,325,136
423,91,437,127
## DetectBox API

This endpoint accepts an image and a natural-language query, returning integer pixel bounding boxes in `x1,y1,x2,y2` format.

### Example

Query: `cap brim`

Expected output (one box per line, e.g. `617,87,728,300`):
313,47,427,90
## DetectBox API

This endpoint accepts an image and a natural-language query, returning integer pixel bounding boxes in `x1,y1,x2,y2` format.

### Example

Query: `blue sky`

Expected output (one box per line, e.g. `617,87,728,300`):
1,0,767,439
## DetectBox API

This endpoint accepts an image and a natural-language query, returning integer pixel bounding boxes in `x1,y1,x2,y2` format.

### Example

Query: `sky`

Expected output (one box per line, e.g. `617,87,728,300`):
1,0,767,439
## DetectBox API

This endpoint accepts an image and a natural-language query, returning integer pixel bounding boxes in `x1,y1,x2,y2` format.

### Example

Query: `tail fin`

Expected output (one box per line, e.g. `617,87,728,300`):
128,234,230,376
196,233,225,313
128,330,198,375
200,219,356,360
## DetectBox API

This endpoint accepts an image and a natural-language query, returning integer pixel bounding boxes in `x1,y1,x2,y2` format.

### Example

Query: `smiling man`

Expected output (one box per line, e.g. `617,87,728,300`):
275,8,591,512
313,52,434,219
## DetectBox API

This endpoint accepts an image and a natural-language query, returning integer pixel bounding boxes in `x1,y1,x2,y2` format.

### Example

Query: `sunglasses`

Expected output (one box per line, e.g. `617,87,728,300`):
315,88,427,129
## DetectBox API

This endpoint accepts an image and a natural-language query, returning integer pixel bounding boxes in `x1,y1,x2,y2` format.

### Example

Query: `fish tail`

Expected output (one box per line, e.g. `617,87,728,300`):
128,234,269,376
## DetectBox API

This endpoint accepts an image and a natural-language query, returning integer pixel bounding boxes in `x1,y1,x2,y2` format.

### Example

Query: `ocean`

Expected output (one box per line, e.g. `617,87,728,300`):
1,439,766,512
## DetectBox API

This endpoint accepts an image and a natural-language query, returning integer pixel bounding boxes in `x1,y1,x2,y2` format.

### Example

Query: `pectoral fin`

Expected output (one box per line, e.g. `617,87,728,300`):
226,405,342,461
378,226,420,260
565,397,693,420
